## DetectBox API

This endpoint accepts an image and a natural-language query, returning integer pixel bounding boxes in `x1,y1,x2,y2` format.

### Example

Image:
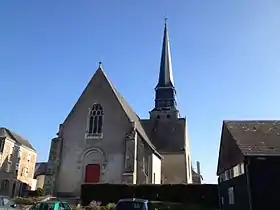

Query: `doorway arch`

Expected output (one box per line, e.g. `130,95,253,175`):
82,148,106,183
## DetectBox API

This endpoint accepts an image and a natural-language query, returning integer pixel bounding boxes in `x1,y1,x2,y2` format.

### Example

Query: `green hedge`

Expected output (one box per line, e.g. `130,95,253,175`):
26,188,45,197
81,184,218,208
13,197,35,205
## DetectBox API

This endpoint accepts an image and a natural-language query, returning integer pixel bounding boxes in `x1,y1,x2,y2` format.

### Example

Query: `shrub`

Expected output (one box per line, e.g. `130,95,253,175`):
81,184,219,208
27,188,45,197
84,201,102,210
105,203,116,210
72,204,84,210
71,203,115,210
35,188,44,196
13,197,35,205
13,196,50,205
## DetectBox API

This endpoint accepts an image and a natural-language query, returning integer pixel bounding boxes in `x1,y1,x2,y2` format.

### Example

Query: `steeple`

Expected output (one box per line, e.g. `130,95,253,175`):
156,18,174,88
153,20,178,114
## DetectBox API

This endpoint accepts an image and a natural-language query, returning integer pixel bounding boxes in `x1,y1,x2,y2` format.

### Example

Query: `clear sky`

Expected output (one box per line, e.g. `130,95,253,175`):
1,0,280,184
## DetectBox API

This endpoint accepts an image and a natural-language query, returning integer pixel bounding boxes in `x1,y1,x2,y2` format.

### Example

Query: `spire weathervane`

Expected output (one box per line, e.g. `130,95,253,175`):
164,17,168,25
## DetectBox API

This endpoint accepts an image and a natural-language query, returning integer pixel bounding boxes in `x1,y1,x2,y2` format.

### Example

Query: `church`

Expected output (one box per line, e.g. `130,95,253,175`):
43,22,193,197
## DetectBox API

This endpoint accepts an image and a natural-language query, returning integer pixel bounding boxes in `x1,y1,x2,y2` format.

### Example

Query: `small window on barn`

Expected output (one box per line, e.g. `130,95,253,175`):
228,187,235,204
87,104,104,138
221,196,224,205
228,169,234,179
219,173,225,182
223,173,227,181
238,163,244,175
224,171,228,181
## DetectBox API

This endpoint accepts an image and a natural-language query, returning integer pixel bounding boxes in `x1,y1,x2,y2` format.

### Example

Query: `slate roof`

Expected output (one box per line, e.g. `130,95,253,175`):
96,67,163,159
60,64,162,158
0,127,36,151
34,162,48,178
156,21,174,88
225,120,280,156
140,118,186,153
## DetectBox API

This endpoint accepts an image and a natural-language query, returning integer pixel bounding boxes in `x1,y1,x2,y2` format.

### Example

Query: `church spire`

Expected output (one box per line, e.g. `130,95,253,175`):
156,18,174,88
153,20,178,112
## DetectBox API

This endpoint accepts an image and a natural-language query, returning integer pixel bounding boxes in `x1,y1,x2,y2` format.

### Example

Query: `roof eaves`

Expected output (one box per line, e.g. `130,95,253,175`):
245,153,280,157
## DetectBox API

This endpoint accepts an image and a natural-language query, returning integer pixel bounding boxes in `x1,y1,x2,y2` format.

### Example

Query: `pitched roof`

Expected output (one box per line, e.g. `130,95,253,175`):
224,120,280,156
62,64,162,159
0,127,36,151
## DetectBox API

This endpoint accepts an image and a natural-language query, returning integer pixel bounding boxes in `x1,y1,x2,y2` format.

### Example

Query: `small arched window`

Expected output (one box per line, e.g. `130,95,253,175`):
88,104,104,138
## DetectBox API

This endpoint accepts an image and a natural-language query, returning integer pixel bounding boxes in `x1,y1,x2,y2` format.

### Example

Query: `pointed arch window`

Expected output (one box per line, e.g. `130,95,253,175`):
87,104,104,138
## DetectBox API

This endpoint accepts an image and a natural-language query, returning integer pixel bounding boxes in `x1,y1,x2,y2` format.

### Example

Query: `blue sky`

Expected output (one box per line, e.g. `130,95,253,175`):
1,1,280,184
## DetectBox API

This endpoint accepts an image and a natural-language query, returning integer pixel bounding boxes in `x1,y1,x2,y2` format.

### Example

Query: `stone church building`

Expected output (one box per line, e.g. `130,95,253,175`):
44,23,193,196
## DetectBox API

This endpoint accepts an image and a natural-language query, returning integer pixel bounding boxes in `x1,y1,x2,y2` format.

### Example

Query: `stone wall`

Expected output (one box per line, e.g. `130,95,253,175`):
44,134,62,195
136,135,152,184
122,122,136,184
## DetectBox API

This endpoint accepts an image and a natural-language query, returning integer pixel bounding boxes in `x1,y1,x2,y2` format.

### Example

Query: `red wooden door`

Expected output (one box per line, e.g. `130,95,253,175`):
85,164,100,183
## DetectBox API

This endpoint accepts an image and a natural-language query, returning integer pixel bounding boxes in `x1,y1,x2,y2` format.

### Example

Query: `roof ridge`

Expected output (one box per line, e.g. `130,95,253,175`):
0,127,35,151
62,66,141,126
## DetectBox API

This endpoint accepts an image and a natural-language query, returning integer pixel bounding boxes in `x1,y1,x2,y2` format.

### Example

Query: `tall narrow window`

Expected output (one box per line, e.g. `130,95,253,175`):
88,104,104,138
